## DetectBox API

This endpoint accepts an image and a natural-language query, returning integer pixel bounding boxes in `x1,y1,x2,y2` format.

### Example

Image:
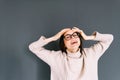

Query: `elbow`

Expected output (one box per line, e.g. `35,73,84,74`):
107,34,114,44
28,43,34,52
110,34,114,42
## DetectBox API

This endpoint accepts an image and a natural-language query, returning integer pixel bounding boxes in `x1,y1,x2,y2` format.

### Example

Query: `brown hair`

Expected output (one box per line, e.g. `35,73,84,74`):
59,32,84,55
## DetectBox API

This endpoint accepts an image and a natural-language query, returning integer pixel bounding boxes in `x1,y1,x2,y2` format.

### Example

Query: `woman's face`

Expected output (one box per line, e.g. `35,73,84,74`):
63,30,81,52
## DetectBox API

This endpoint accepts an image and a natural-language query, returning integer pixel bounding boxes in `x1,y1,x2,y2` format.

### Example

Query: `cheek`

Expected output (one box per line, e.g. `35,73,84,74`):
77,39,81,45
64,40,71,48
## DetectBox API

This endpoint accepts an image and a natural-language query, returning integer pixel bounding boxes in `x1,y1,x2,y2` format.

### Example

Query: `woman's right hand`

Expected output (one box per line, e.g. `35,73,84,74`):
52,28,71,41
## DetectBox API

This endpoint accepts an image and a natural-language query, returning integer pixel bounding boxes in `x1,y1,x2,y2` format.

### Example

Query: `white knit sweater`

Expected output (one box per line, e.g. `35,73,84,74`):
29,32,113,80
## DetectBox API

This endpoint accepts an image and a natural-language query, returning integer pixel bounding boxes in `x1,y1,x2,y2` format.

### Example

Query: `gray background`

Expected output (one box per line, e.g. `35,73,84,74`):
0,0,120,80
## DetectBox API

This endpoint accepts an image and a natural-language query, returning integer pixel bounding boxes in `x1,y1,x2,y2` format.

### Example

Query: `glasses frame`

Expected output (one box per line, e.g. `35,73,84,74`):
64,32,79,41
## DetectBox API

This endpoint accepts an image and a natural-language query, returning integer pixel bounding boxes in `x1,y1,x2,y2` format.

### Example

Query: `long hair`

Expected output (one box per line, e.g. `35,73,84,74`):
59,32,84,55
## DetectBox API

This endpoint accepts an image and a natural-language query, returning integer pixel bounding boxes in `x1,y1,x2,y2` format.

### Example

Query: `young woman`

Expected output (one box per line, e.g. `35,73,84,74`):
29,27,113,80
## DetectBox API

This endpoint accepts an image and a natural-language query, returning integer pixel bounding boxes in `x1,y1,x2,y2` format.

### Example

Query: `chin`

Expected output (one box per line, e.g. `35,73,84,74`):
70,46,79,50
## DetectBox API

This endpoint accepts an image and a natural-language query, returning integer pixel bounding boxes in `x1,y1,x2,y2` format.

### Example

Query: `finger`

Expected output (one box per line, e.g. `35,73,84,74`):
61,28,70,33
72,28,83,34
72,27,79,32
60,28,71,35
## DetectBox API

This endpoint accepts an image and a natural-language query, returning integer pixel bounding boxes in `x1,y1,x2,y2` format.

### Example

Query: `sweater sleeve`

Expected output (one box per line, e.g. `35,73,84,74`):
28,36,61,66
84,31,114,59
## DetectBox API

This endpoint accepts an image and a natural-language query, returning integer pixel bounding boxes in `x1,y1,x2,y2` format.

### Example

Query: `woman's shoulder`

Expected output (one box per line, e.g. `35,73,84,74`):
50,50,65,56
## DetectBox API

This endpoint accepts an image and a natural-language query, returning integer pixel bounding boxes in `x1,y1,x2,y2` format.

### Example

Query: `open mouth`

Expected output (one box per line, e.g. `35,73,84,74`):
71,41,78,45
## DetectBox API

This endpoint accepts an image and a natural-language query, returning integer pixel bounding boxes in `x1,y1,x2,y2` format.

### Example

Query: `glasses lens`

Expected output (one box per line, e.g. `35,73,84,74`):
64,34,71,40
72,32,79,38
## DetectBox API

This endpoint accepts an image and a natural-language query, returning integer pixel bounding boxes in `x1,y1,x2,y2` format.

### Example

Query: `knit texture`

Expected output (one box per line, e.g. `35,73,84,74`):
29,32,113,80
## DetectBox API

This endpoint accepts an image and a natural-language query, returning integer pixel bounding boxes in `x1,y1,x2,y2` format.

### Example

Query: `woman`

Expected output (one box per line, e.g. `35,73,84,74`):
29,27,113,80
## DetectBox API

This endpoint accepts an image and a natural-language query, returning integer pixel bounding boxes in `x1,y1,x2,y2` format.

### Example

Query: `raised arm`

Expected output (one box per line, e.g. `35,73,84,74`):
29,28,71,51
72,27,114,59
28,28,71,65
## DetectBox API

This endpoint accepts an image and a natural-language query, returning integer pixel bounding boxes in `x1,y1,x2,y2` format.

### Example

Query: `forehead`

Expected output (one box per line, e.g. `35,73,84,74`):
64,30,74,35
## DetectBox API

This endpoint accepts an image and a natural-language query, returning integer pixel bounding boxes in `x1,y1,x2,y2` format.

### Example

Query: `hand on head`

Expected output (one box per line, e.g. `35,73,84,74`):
53,27,87,41
53,28,71,41
72,27,83,34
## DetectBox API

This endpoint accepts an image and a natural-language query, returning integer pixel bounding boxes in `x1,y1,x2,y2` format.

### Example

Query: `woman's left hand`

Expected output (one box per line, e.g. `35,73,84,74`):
72,27,96,40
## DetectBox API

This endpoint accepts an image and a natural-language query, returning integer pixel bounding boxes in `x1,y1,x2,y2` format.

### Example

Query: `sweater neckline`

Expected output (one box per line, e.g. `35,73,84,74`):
66,49,81,58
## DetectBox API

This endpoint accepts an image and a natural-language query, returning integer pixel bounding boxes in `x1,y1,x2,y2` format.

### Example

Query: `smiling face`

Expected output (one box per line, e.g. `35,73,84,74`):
63,30,81,53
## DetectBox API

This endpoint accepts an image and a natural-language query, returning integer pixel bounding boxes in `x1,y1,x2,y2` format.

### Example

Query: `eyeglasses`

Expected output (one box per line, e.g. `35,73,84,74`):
64,32,79,41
